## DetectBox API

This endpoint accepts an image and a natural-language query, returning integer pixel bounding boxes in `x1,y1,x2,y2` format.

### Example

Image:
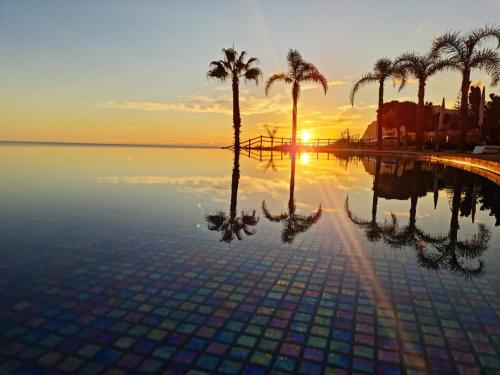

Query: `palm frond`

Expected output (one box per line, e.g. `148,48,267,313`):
223,48,237,63
261,201,288,222
456,223,491,258
245,57,259,69
470,49,500,85
207,61,229,80
301,67,328,94
466,24,500,51
374,57,393,77
205,211,227,231
344,196,370,226
287,49,304,77
427,58,458,76
265,72,292,96
350,72,378,105
238,50,247,63
432,31,465,58
244,67,263,85
394,52,424,81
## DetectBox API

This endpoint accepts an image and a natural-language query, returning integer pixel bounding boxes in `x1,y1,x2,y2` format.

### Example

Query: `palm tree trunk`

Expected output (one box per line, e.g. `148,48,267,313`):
416,81,425,151
230,149,240,219
292,84,299,147
377,82,384,150
450,169,462,244
289,152,296,214
372,157,382,222
459,70,471,152
409,161,421,228
232,77,241,151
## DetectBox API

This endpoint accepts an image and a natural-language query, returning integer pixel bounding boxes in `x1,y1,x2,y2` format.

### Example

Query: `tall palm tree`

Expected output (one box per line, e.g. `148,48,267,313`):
265,50,328,147
432,25,500,151
395,51,452,151
207,48,262,151
205,150,259,243
262,152,322,243
350,58,405,150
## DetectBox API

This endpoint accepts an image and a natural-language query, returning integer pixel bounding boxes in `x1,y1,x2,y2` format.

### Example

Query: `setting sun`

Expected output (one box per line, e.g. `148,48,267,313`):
302,130,312,143
1,3,500,374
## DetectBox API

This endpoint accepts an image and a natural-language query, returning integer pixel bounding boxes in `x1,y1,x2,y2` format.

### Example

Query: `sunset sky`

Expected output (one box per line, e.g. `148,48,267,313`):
1,0,499,146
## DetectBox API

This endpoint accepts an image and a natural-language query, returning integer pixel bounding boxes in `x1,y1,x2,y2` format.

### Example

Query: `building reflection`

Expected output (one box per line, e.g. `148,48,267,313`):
205,150,259,243
346,156,496,278
262,151,322,243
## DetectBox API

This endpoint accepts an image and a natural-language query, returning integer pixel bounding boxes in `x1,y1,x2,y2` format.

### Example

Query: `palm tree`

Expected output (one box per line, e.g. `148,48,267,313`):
432,25,500,151
262,152,322,243
345,157,397,241
265,50,328,147
205,150,258,243
395,51,453,151
350,58,405,150
207,48,262,151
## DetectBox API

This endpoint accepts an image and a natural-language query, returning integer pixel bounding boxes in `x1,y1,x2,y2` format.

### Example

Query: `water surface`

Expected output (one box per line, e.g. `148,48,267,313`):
0,145,499,374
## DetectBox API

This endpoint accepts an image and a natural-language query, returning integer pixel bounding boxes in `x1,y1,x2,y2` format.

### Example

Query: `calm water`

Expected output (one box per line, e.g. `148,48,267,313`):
0,145,499,374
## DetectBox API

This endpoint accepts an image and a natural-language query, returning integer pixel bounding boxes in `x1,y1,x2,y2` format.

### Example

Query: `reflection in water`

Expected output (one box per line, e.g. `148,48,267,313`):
262,152,322,243
346,157,493,278
205,150,259,243
345,157,397,242
416,170,491,277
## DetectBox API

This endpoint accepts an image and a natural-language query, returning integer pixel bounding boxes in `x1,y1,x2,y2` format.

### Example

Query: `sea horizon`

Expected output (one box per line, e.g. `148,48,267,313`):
0,140,223,149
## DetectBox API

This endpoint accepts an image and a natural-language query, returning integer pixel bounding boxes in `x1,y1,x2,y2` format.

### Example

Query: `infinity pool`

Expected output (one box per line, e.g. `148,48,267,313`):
0,145,499,374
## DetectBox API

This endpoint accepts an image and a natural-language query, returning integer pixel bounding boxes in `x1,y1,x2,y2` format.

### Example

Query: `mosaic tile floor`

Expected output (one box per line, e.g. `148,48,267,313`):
1,222,499,375
1,147,500,374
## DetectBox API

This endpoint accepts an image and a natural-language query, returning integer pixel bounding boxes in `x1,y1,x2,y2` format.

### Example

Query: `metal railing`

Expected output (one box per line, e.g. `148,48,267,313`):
224,135,374,151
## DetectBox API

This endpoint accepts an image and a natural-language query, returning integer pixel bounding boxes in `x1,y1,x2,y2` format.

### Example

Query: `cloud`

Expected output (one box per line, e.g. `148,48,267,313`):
97,174,289,200
98,78,347,117
302,79,346,91
97,92,290,116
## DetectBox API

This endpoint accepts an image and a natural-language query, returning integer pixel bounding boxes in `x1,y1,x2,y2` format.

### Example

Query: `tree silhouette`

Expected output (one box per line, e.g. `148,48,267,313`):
205,150,258,243
350,58,406,150
346,159,491,278
432,25,500,150
207,48,262,151
262,152,322,243
382,161,447,248
395,50,453,150
345,157,398,241
266,50,328,147
417,170,491,278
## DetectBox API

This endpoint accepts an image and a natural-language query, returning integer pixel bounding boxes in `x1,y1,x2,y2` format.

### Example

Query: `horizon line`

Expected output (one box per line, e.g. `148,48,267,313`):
0,140,224,149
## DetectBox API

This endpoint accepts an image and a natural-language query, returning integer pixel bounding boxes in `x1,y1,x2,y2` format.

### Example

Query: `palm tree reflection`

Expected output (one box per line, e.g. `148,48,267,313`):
205,150,258,243
345,157,397,242
417,170,491,277
262,152,322,243
345,159,492,278
383,161,447,249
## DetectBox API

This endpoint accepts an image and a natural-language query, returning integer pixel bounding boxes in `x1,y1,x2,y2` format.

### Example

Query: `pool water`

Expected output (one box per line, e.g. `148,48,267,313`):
0,145,499,374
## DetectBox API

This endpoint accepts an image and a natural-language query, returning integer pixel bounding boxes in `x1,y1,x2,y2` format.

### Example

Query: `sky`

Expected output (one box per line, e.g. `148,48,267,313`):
1,0,499,146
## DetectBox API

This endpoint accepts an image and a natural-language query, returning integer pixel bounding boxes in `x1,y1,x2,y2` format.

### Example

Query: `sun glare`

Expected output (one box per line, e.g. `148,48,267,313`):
302,130,312,143
300,152,310,164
